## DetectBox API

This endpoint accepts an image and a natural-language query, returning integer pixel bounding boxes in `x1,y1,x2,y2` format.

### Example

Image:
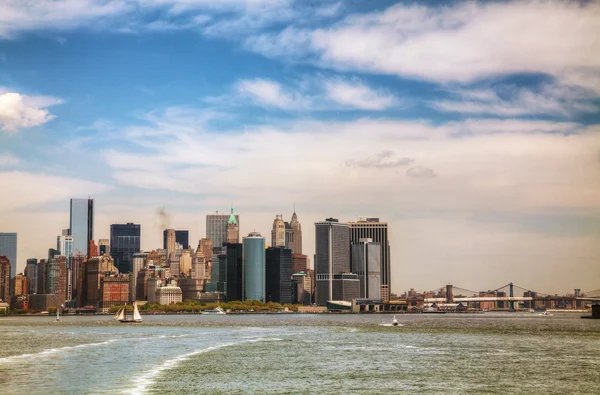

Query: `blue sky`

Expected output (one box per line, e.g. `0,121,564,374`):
1,0,599,294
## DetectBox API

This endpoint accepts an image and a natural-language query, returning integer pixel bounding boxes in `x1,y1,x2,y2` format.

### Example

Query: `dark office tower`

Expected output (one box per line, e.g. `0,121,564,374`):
347,218,391,301
70,198,94,257
26,258,38,295
0,256,10,303
163,229,190,251
110,223,141,274
0,233,17,279
265,247,293,304
314,218,350,306
36,259,48,295
224,243,243,301
351,239,381,299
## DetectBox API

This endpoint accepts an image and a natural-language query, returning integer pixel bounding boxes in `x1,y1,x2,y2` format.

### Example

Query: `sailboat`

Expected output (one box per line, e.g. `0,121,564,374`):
56,306,60,322
115,302,143,323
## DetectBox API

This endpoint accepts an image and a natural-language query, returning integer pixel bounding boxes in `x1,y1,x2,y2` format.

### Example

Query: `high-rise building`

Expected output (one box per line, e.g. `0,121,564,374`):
271,215,286,248
25,258,37,295
291,271,313,305
57,235,74,267
225,243,243,301
291,253,308,274
131,253,147,302
0,233,17,279
12,273,27,297
265,247,292,304
243,232,265,302
206,209,240,248
86,255,118,308
289,210,302,254
47,255,67,306
198,238,213,263
0,256,11,303
351,239,381,299
110,223,141,274
314,218,350,306
36,259,47,295
98,239,110,255
70,198,94,256
347,218,390,301
226,208,239,244
100,274,130,311
164,229,176,258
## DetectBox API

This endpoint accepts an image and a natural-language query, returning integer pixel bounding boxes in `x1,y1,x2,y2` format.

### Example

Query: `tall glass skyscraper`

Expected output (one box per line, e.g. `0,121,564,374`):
110,223,141,274
0,233,17,278
314,218,350,306
70,198,94,256
243,232,265,302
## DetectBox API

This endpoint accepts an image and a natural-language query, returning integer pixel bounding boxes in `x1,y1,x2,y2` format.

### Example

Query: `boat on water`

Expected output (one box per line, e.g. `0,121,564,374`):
201,307,226,315
115,302,143,323
539,310,553,317
392,315,399,326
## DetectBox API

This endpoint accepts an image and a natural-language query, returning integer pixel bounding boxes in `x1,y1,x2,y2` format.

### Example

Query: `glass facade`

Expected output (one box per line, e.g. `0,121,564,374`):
314,219,350,306
265,247,292,304
70,198,94,257
243,233,265,302
110,223,141,274
0,233,17,278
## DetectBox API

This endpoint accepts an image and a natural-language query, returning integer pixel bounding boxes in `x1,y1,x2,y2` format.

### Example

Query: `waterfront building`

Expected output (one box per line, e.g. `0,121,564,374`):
291,253,308,274
36,259,48,295
206,209,240,248
131,253,147,302
225,243,243,301
331,273,360,302
100,274,130,312
156,282,182,305
314,218,350,306
179,277,205,301
98,239,110,255
347,218,390,301
271,215,286,248
243,232,266,302
86,255,118,308
289,210,302,254
0,256,10,303
110,223,141,274
11,274,27,309
0,233,17,279
351,239,381,299
28,294,56,311
291,271,313,305
47,255,67,306
25,258,37,296
265,247,292,304
70,198,94,257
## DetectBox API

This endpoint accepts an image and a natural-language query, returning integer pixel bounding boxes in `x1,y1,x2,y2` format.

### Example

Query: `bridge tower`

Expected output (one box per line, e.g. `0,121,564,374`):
446,284,453,304
509,282,514,310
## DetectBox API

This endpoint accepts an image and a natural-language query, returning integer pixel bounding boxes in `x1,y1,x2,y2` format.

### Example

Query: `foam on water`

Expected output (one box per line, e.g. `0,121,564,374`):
125,337,284,394
0,339,119,364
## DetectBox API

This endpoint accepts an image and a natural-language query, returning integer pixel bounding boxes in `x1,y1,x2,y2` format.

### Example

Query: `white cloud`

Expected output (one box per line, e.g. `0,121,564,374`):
0,171,113,211
432,83,599,117
0,91,62,133
325,79,397,110
0,152,20,167
235,78,307,109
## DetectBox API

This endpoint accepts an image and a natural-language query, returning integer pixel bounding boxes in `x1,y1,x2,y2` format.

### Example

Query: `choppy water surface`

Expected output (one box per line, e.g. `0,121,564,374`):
1,313,599,394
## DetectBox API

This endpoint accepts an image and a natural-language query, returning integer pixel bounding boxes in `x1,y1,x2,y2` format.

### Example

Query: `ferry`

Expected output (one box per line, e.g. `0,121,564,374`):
201,307,226,315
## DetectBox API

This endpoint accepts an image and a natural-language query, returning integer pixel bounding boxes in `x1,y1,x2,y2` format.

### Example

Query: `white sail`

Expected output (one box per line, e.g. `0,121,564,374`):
117,305,126,321
133,302,143,322
114,307,123,320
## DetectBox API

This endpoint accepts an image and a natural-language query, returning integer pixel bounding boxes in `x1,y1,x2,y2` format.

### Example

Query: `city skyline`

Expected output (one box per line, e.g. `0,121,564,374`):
1,1,599,295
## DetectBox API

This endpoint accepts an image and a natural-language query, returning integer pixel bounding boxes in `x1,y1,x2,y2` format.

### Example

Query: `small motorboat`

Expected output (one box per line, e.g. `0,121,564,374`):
538,310,553,317
392,315,399,326
201,307,226,315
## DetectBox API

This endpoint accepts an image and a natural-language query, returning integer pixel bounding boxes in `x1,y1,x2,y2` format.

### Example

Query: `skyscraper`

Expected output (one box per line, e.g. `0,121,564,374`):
70,198,94,256
347,218,390,301
164,229,176,258
57,235,74,268
25,258,37,296
0,233,17,279
163,229,190,252
206,209,240,249
0,256,10,303
289,210,302,254
225,243,243,301
226,208,239,244
314,218,350,306
243,232,265,301
351,239,381,299
265,247,292,304
271,215,286,247
110,223,141,274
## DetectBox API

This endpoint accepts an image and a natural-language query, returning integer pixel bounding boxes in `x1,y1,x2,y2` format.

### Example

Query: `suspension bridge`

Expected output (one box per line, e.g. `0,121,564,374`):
422,283,600,310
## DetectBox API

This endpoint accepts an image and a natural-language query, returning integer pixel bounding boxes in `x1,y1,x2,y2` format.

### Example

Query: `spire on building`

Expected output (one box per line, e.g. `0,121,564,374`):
227,206,238,225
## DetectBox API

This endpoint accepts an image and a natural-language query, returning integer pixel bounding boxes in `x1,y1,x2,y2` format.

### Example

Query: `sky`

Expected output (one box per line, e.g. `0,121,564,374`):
0,0,599,295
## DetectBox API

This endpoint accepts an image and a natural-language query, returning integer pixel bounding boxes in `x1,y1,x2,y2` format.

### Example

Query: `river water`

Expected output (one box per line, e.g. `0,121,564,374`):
0,313,599,394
